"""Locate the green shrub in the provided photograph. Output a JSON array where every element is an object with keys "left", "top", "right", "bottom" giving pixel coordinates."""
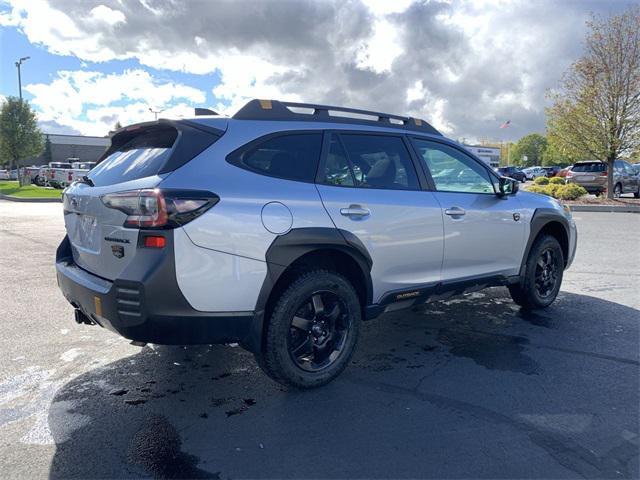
[
  {"left": 546, "top": 184, "right": 561, "bottom": 197},
  {"left": 534, "top": 176, "right": 549, "bottom": 185},
  {"left": 527, "top": 185, "right": 553, "bottom": 196},
  {"left": 549, "top": 177, "right": 565, "bottom": 185},
  {"left": 555, "top": 183, "right": 588, "bottom": 200}
]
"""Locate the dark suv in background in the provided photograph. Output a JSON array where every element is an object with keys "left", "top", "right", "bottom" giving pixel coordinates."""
[{"left": 495, "top": 166, "right": 526, "bottom": 182}]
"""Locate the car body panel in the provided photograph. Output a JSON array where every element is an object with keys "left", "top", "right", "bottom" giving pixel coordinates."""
[
  {"left": 316, "top": 184, "right": 444, "bottom": 303},
  {"left": 436, "top": 192, "right": 526, "bottom": 280}
]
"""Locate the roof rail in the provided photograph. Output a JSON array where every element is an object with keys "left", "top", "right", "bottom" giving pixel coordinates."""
[{"left": 232, "top": 99, "right": 441, "bottom": 136}]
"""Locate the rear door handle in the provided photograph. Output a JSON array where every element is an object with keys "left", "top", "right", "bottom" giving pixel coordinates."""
[
  {"left": 444, "top": 207, "right": 466, "bottom": 216},
  {"left": 340, "top": 205, "right": 370, "bottom": 218}
]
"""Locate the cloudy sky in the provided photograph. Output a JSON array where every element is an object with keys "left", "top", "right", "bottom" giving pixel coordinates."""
[{"left": 0, "top": 0, "right": 633, "bottom": 141}]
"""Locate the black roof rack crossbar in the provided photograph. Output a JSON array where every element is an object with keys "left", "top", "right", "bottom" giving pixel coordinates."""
[{"left": 232, "top": 99, "right": 442, "bottom": 136}]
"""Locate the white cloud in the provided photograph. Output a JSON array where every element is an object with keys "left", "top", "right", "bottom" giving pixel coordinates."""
[
  {"left": 24, "top": 69, "right": 206, "bottom": 136},
  {"left": 88, "top": 5, "right": 126, "bottom": 26}
]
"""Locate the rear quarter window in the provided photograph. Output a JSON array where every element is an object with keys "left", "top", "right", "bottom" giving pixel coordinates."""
[{"left": 227, "top": 132, "right": 323, "bottom": 183}]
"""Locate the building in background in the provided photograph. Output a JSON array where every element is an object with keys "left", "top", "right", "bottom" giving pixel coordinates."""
[
  {"left": 27, "top": 134, "right": 109, "bottom": 166},
  {"left": 463, "top": 144, "right": 501, "bottom": 169}
]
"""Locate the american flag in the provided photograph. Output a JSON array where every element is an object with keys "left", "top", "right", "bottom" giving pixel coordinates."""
[{"left": 499, "top": 120, "right": 511, "bottom": 129}]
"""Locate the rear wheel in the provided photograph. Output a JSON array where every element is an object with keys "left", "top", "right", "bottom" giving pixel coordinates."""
[
  {"left": 257, "top": 270, "right": 360, "bottom": 388},
  {"left": 614, "top": 183, "right": 622, "bottom": 198},
  {"left": 509, "top": 235, "right": 564, "bottom": 309}
]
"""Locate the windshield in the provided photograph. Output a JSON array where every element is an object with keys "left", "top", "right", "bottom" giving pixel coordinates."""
[
  {"left": 573, "top": 162, "right": 606, "bottom": 172},
  {"left": 89, "top": 127, "right": 178, "bottom": 186}
]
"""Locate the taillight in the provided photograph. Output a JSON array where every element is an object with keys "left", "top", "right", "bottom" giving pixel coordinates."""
[
  {"left": 567, "top": 171, "right": 574, "bottom": 178},
  {"left": 600, "top": 171, "right": 607, "bottom": 176},
  {"left": 101, "top": 189, "right": 218, "bottom": 229}
]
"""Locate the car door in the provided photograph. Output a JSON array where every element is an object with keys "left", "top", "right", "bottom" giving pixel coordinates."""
[
  {"left": 316, "top": 132, "right": 444, "bottom": 303},
  {"left": 410, "top": 138, "right": 526, "bottom": 282}
]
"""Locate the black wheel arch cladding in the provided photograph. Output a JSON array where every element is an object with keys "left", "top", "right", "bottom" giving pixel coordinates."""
[
  {"left": 520, "top": 208, "right": 571, "bottom": 277},
  {"left": 243, "top": 227, "right": 373, "bottom": 353}
]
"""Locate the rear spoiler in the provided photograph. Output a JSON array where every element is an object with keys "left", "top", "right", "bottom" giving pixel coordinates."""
[{"left": 99, "top": 119, "right": 225, "bottom": 174}]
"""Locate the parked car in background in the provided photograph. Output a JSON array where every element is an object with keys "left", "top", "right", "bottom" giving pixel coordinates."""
[
  {"left": 0, "top": 169, "right": 9, "bottom": 180},
  {"left": 24, "top": 166, "right": 41, "bottom": 184},
  {"left": 630, "top": 163, "right": 640, "bottom": 175},
  {"left": 542, "top": 166, "right": 562, "bottom": 177},
  {"left": 567, "top": 160, "right": 640, "bottom": 197},
  {"left": 39, "top": 161, "right": 73, "bottom": 188},
  {"left": 522, "top": 166, "right": 546, "bottom": 180},
  {"left": 495, "top": 166, "right": 526, "bottom": 182},
  {"left": 557, "top": 166, "right": 573, "bottom": 178}
]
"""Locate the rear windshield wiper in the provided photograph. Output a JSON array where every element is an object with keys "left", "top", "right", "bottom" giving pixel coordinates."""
[{"left": 79, "top": 175, "right": 94, "bottom": 187}]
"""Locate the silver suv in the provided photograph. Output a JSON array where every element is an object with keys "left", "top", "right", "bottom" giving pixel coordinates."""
[
  {"left": 567, "top": 160, "right": 640, "bottom": 197},
  {"left": 56, "top": 99, "right": 577, "bottom": 388}
]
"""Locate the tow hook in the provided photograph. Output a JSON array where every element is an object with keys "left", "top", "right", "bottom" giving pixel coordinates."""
[{"left": 74, "top": 309, "right": 95, "bottom": 325}]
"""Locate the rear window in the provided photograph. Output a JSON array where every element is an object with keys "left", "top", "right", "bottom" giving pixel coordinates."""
[
  {"left": 89, "top": 127, "right": 178, "bottom": 186},
  {"left": 230, "top": 133, "right": 323, "bottom": 182},
  {"left": 572, "top": 162, "right": 606, "bottom": 172}
]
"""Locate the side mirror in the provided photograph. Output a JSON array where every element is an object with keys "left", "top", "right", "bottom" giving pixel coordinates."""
[{"left": 498, "top": 176, "right": 519, "bottom": 196}]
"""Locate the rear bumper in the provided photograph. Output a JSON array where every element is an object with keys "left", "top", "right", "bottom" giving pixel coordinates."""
[
  {"left": 55, "top": 234, "right": 256, "bottom": 346},
  {"left": 567, "top": 178, "right": 605, "bottom": 193}
]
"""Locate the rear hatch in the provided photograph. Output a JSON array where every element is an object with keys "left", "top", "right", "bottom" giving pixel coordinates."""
[
  {"left": 569, "top": 162, "right": 606, "bottom": 185},
  {"left": 62, "top": 120, "right": 223, "bottom": 281}
]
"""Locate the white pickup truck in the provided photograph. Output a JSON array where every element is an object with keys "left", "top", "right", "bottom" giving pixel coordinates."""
[{"left": 40, "top": 160, "right": 96, "bottom": 188}]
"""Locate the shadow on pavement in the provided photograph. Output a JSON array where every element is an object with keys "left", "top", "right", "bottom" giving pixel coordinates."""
[{"left": 48, "top": 289, "right": 640, "bottom": 479}]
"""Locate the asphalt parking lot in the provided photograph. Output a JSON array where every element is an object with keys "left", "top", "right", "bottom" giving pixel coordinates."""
[{"left": 0, "top": 200, "right": 638, "bottom": 479}]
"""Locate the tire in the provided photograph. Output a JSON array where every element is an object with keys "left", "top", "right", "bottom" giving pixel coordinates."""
[
  {"left": 634, "top": 186, "right": 639, "bottom": 199},
  {"left": 614, "top": 183, "right": 622, "bottom": 198},
  {"left": 508, "top": 234, "right": 564, "bottom": 309},
  {"left": 257, "top": 270, "right": 361, "bottom": 389}
]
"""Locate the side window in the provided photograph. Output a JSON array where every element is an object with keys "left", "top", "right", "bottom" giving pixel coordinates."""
[
  {"left": 328, "top": 134, "right": 419, "bottom": 190},
  {"left": 324, "top": 135, "right": 355, "bottom": 186},
  {"left": 232, "top": 133, "right": 322, "bottom": 182},
  {"left": 411, "top": 138, "right": 495, "bottom": 194}
]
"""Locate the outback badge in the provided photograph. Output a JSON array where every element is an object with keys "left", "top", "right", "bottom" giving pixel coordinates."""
[{"left": 111, "top": 245, "right": 125, "bottom": 258}]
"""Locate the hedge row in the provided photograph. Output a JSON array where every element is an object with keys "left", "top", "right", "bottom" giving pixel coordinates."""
[{"left": 527, "top": 183, "right": 588, "bottom": 200}]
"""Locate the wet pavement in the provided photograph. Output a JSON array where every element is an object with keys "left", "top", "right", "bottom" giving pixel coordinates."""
[{"left": 0, "top": 201, "right": 638, "bottom": 479}]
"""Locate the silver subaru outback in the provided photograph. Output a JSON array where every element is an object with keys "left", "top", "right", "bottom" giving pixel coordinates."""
[{"left": 56, "top": 99, "right": 577, "bottom": 388}]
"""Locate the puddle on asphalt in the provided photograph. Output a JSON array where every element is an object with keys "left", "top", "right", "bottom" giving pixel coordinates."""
[
  {"left": 437, "top": 329, "right": 541, "bottom": 375},
  {"left": 128, "top": 414, "right": 219, "bottom": 479}
]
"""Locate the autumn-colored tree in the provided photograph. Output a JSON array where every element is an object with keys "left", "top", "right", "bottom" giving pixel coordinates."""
[{"left": 546, "top": 7, "right": 640, "bottom": 198}]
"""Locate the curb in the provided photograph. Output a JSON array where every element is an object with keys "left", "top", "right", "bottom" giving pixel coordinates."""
[
  {"left": 0, "top": 193, "right": 62, "bottom": 203},
  {"left": 568, "top": 204, "right": 640, "bottom": 213}
]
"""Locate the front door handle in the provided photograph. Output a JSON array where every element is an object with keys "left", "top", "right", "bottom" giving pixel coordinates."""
[
  {"left": 340, "top": 205, "right": 370, "bottom": 218},
  {"left": 444, "top": 207, "right": 466, "bottom": 217}
]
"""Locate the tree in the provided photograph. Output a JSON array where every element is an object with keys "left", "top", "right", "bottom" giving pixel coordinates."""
[
  {"left": 542, "top": 134, "right": 585, "bottom": 166},
  {"left": 114, "top": 121, "right": 123, "bottom": 130},
  {"left": 511, "top": 133, "right": 547, "bottom": 167},
  {"left": 546, "top": 8, "right": 640, "bottom": 198},
  {"left": 0, "top": 97, "right": 43, "bottom": 182}
]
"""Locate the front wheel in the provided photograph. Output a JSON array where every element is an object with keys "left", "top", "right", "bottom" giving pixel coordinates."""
[
  {"left": 257, "top": 270, "right": 361, "bottom": 389},
  {"left": 509, "top": 235, "right": 564, "bottom": 309}
]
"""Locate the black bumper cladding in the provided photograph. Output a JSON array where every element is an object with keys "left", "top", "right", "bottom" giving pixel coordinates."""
[{"left": 55, "top": 233, "right": 254, "bottom": 346}]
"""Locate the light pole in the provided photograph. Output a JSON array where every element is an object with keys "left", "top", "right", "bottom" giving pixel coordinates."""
[
  {"left": 149, "top": 107, "right": 164, "bottom": 120},
  {"left": 15, "top": 56, "right": 30, "bottom": 100}
]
